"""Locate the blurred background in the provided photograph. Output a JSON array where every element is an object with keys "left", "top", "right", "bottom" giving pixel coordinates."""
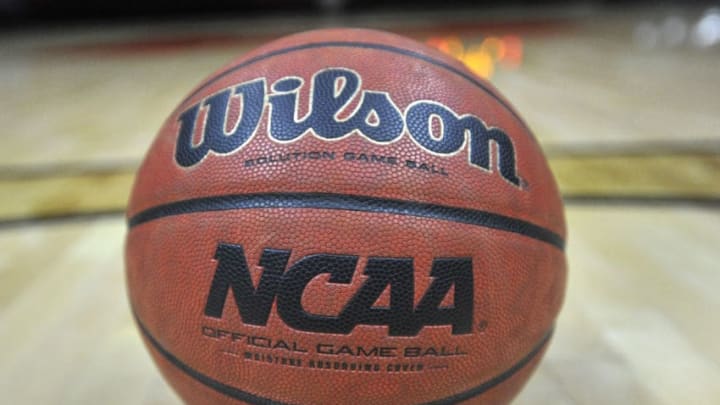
[{"left": 1, "top": 1, "right": 719, "bottom": 404}]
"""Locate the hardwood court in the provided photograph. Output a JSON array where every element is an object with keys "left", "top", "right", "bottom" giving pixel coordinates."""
[{"left": 1, "top": 5, "right": 719, "bottom": 404}]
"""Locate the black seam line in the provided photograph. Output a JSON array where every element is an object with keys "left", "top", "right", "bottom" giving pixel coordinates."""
[
  {"left": 133, "top": 310, "right": 294, "bottom": 405},
  {"left": 127, "top": 192, "right": 565, "bottom": 250},
  {"left": 133, "top": 308, "right": 553, "bottom": 405},
  {"left": 179, "top": 41, "right": 530, "bottom": 133},
  {"left": 421, "top": 327, "right": 553, "bottom": 405},
  {"left": 3, "top": 193, "right": 718, "bottom": 231}
]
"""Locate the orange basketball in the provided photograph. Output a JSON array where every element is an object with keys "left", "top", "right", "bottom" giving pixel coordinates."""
[{"left": 125, "top": 28, "right": 566, "bottom": 405}]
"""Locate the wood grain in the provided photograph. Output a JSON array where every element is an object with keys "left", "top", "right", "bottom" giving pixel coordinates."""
[
  {"left": 2, "top": 207, "right": 718, "bottom": 404},
  {"left": 1, "top": 5, "right": 719, "bottom": 405}
]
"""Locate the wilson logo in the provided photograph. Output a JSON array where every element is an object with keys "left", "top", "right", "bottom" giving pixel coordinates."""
[
  {"left": 175, "top": 68, "right": 520, "bottom": 186},
  {"left": 204, "top": 243, "right": 474, "bottom": 337}
]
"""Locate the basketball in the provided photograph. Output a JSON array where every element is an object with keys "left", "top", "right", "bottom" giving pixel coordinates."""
[{"left": 125, "top": 27, "right": 566, "bottom": 405}]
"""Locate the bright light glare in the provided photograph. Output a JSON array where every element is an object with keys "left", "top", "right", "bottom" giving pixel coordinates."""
[
  {"left": 425, "top": 35, "right": 524, "bottom": 79},
  {"left": 692, "top": 9, "right": 720, "bottom": 47}
]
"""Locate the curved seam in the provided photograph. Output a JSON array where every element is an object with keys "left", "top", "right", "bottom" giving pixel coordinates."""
[
  {"left": 178, "top": 41, "right": 530, "bottom": 133},
  {"left": 133, "top": 309, "right": 553, "bottom": 405},
  {"left": 126, "top": 192, "right": 565, "bottom": 250}
]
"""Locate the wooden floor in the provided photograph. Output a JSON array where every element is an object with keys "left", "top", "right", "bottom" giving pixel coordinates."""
[{"left": 1, "top": 5, "right": 719, "bottom": 404}]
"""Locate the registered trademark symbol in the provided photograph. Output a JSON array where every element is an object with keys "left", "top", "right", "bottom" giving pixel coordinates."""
[{"left": 477, "top": 320, "right": 489, "bottom": 332}]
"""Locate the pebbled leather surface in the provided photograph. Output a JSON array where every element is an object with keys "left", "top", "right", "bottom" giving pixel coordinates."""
[{"left": 125, "top": 28, "right": 567, "bottom": 405}]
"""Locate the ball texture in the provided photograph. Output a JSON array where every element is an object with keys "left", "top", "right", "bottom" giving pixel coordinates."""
[{"left": 126, "top": 28, "right": 566, "bottom": 405}]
